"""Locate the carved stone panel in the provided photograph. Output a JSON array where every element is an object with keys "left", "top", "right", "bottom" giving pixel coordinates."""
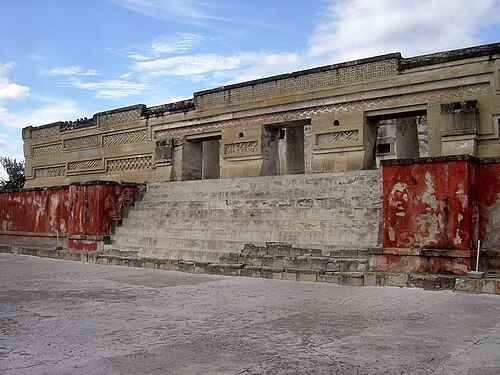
[
  {"left": 102, "top": 129, "right": 149, "bottom": 147},
  {"left": 315, "top": 130, "right": 360, "bottom": 146},
  {"left": 106, "top": 156, "right": 153, "bottom": 172},
  {"left": 31, "top": 125, "right": 60, "bottom": 140},
  {"left": 67, "top": 159, "right": 104, "bottom": 172},
  {"left": 63, "top": 134, "right": 100, "bottom": 150},
  {"left": 223, "top": 140, "right": 261, "bottom": 158},
  {"left": 32, "top": 143, "right": 63, "bottom": 157},
  {"left": 34, "top": 165, "right": 66, "bottom": 178}
]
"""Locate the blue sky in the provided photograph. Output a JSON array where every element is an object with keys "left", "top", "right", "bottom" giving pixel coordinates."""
[{"left": 1, "top": 0, "right": 500, "bottom": 179}]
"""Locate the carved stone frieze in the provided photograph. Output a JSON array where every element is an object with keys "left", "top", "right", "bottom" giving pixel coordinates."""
[
  {"left": 195, "top": 58, "right": 398, "bottom": 109},
  {"left": 223, "top": 140, "right": 260, "bottom": 158},
  {"left": 34, "top": 165, "right": 65, "bottom": 178},
  {"left": 67, "top": 159, "right": 103, "bottom": 171},
  {"left": 102, "top": 129, "right": 149, "bottom": 147},
  {"left": 31, "top": 125, "right": 60, "bottom": 140},
  {"left": 32, "top": 143, "right": 63, "bottom": 157},
  {"left": 99, "top": 107, "right": 143, "bottom": 127},
  {"left": 157, "top": 84, "right": 492, "bottom": 139},
  {"left": 315, "top": 130, "right": 360, "bottom": 146},
  {"left": 107, "top": 156, "right": 153, "bottom": 172},
  {"left": 64, "top": 134, "right": 100, "bottom": 150}
]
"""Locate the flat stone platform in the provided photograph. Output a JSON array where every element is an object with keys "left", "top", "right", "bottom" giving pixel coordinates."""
[{"left": 1, "top": 253, "right": 499, "bottom": 375}]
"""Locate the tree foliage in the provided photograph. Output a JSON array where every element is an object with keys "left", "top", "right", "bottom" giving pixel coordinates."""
[{"left": 0, "top": 157, "right": 26, "bottom": 189}]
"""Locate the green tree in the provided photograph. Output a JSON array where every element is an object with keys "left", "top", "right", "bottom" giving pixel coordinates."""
[{"left": 0, "top": 157, "right": 26, "bottom": 189}]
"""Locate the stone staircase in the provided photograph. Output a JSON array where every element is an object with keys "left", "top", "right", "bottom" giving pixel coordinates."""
[{"left": 102, "top": 170, "right": 382, "bottom": 283}]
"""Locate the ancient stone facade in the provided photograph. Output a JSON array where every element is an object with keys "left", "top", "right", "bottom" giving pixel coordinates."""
[{"left": 22, "top": 43, "right": 500, "bottom": 188}]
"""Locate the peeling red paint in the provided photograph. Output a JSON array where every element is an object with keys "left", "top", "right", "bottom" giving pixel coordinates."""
[
  {"left": 381, "top": 157, "right": 499, "bottom": 274},
  {"left": 382, "top": 159, "right": 494, "bottom": 250},
  {"left": 0, "top": 182, "right": 139, "bottom": 251}
]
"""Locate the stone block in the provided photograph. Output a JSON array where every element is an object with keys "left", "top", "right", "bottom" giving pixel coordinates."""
[
  {"left": 298, "top": 273, "right": 318, "bottom": 282},
  {"left": 317, "top": 274, "right": 339, "bottom": 283},
  {"left": 376, "top": 273, "right": 409, "bottom": 287},
  {"left": 364, "top": 272, "right": 377, "bottom": 286},
  {"left": 282, "top": 272, "right": 298, "bottom": 281},
  {"left": 245, "top": 265, "right": 263, "bottom": 271},
  {"left": 481, "top": 280, "right": 498, "bottom": 294},
  {"left": 338, "top": 272, "right": 364, "bottom": 286},
  {"left": 144, "top": 261, "right": 157, "bottom": 269},
  {"left": 284, "top": 258, "right": 300, "bottom": 268},
  {"left": 262, "top": 256, "right": 275, "bottom": 267},
  {"left": 242, "top": 244, "right": 259, "bottom": 255},
  {"left": 308, "top": 256, "right": 330, "bottom": 270},
  {"left": 326, "top": 262, "right": 340, "bottom": 272},
  {"left": 250, "top": 258, "right": 263, "bottom": 266},
  {"left": 408, "top": 274, "right": 455, "bottom": 290},
  {"left": 272, "top": 272, "right": 283, "bottom": 280},
  {"left": 241, "top": 268, "right": 261, "bottom": 278},
  {"left": 454, "top": 278, "right": 482, "bottom": 293}
]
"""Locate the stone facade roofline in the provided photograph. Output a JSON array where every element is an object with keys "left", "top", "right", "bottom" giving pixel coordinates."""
[
  {"left": 194, "top": 53, "right": 403, "bottom": 97},
  {"left": 195, "top": 42, "right": 500, "bottom": 97},
  {"left": 22, "top": 42, "right": 500, "bottom": 132},
  {"left": 400, "top": 42, "right": 500, "bottom": 70},
  {"left": 95, "top": 104, "right": 146, "bottom": 117}
]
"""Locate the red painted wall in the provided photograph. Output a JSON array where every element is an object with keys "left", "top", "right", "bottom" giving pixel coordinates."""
[
  {"left": 382, "top": 157, "right": 498, "bottom": 251},
  {"left": 0, "top": 182, "right": 139, "bottom": 250},
  {"left": 0, "top": 188, "right": 70, "bottom": 235},
  {"left": 478, "top": 162, "right": 500, "bottom": 251}
]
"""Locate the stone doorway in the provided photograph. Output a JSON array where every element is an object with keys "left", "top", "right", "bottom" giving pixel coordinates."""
[
  {"left": 184, "top": 135, "right": 221, "bottom": 180},
  {"left": 365, "top": 109, "right": 428, "bottom": 169},
  {"left": 262, "top": 123, "right": 306, "bottom": 176}
]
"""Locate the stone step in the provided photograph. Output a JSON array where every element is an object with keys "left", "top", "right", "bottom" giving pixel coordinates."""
[
  {"left": 141, "top": 184, "right": 379, "bottom": 202},
  {"left": 102, "top": 244, "right": 226, "bottom": 263},
  {"left": 126, "top": 206, "right": 381, "bottom": 223},
  {"left": 110, "top": 234, "right": 372, "bottom": 257},
  {"left": 134, "top": 195, "right": 381, "bottom": 211},
  {"left": 112, "top": 225, "right": 378, "bottom": 247},
  {"left": 118, "top": 217, "right": 381, "bottom": 233},
  {"left": 146, "top": 170, "right": 381, "bottom": 194}
]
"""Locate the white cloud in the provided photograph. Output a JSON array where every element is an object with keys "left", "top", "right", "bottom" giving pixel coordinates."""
[
  {"left": 307, "top": 0, "right": 500, "bottom": 63},
  {"left": 110, "top": 0, "right": 229, "bottom": 27},
  {"left": 126, "top": 33, "right": 204, "bottom": 61},
  {"left": 132, "top": 53, "right": 257, "bottom": 77},
  {"left": 40, "top": 66, "right": 101, "bottom": 76},
  {"left": 64, "top": 79, "right": 149, "bottom": 99},
  {"left": 0, "top": 62, "right": 30, "bottom": 104},
  {"left": 0, "top": 97, "right": 82, "bottom": 129},
  {"left": 28, "top": 54, "right": 43, "bottom": 61},
  {"left": 131, "top": 51, "right": 305, "bottom": 82},
  {"left": 151, "top": 33, "right": 204, "bottom": 56}
]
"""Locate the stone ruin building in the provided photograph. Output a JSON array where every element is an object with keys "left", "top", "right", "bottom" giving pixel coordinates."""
[{"left": 1, "top": 42, "right": 499, "bottom": 293}]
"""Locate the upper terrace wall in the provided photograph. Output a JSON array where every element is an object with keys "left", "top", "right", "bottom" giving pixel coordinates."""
[{"left": 22, "top": 43, "right": 500, "bottom": 188}]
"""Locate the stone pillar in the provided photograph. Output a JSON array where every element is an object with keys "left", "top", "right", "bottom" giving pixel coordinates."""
[
  {"left": 440, "top": 100, "right": 479, "bottom": 156},
  {"left": 202, "top": 139, "right": 221, "bottom": 179},
  {"left": 395, "top": 117, "right": 419, "bottom": 159}
]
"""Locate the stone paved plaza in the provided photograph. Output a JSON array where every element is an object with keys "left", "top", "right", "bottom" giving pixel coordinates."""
[{"left": 1, "top": 253, "right": 499, "bottom": 375}]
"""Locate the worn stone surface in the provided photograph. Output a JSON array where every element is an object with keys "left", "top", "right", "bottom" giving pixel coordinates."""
[{"left": 1, "top": 253, "right": 500, "bottom": 375}]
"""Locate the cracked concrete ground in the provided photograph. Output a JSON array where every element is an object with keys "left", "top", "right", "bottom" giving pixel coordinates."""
[{"left": 0, "top": 253, "right": 499, "bottom": 375}]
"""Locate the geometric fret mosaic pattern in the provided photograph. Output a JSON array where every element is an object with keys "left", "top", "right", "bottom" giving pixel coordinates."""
[
  {"left": 33, "top": 165, "right": 66, "bottom": 178},
  {"left": 107, "top": 156, "right": 153, "bottom": 172},
  {"left": 32, "top": 143, "right": 63, "bottom": 157},
  {"left": 67, "top": 159, "right": 103, "bottom": 171},
  {"left": 102, "top": 129, "right": 149, "bottom": 147}
]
